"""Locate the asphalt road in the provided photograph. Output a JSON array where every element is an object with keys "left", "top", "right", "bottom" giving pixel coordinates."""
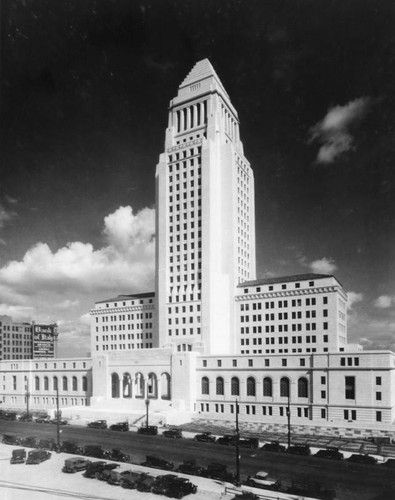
[{"left": 1, "top": 420, "right": 395, "bottom": 500}]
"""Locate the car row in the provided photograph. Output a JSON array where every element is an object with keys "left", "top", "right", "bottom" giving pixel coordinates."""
[
  {"left": 10, "top": 448, "right": 51, "bottom": 465},
  {"left": 77, "top": 458, "right": 197, "bottom": 498}
]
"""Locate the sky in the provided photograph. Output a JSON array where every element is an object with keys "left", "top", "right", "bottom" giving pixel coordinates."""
[{"left": 1, "top": 0, "right": 395, "bottom": 357}]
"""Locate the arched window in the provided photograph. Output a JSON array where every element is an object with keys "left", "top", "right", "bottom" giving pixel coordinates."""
[
  {"left": 201, "top": 376, "right": 209, "bottom": 395},
  {"left": 72, "top": 376, "right": 78, "bottom": 391},
  {"left": 280, "top": 377, "right": 290, "bottom": 397},
  {"left": 82, "top": 376, "right": 87, "bottom": 392},
  {"left": 35, "top": 376, "right": 40, "bottom": 391},
  {"left": 216, "top": 377, "right": 224, "bottom": 395},
  {"left": 111, "top": 373, "right": 120, "bottom": 398},
  {"left": 298, "top": 377, "right": 308, "bottom": 398},
  {"left": 161, "top": 372, "right": 171, "bottom": 400},
  {"left": 148, "top": 373, "right": 158, "bottom": 399},
  {"left": 246, "top": 377, "right": 256, "bottom": 396},
  {"left": 44, "top": 376, "right": 49, "bottom": 391},
  {"left": 263, "top": 377, "right": 272, "bottom": 397},
  {"left": 53, "top": 376, "right": 58, "bottom": 391},
  {"left": 122, "top": 373, "right": 132, "bottom": 398},
  {"left": 135, "top": 372, "right": 144, "bottom": 398},
  {"left": 231, "top": 377, "right": 240, "bottom": 396},
  {"left": 62, "top": 376, "right": 68, "bottom": 391}
]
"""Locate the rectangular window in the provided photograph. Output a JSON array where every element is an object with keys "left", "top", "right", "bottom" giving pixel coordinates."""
[
  {"left": 376, "top": 411, "right": 382, "bottom": 422},
  {"left": 321, "top": 408, "right": 326, "bottom": 419},
  {"left": 376, "top": 392, "right": 382, "bottom": 401},
  {"left": 376, "top": 377, "right": 382, "bottom": 385},
  {"left": 345, "top": 377, "right": 355, "bottom": 399}
]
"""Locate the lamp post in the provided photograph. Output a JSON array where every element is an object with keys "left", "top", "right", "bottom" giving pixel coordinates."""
[
  {"left": 25, "top": 380, "right": 30, "bottom": 419},
  {"left": 234, "top": 399, "right": 241, "bottom": 487},
  {"left": 56, "top": 384, "right": 61, "bottom": 452},
  {"left": 145, "top": 398, "right": 150, "bottom": 428},
  {"left": 286, "top": 390, "right": 291, "bottom": 449}
]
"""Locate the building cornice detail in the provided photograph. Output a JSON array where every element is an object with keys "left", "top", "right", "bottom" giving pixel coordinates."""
[
  {"left": 235, "top": 286, "right": 345, "bottom": 301},
  {"left": 90, "top": 304, "right": 155, "bottom": 316},
  {"left": 167, "top": 137, "right": 203, "bottom": 154}
]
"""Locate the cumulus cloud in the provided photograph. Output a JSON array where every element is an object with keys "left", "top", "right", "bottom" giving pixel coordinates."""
[
  {"left": 309, "top": 97, "right": 370, "bottom": 164},
  {"left": 0, "top": 205, "right": 155, "bottom": 356},
  {"left": 309, "top": 257, "right": 337, "bottom": 274},
  {"left": 374, "top": 295, "right": 395, "bottom": 309},
  {"left": 347, "top": 291, "right": 364, "bottom": 309}
]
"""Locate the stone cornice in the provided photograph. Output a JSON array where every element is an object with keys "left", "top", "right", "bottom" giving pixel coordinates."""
[
  {"left": 90, "top": 304, "right": 155, "bottom": 316},
  {"left": 235, "top": 286, "right": 346, "bottom": 301},
  {"left": 167, "top": 137, "right": 203, "bottom": 154}
]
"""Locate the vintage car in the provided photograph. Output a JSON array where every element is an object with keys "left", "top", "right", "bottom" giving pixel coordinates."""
[
  {"left": 34, "top": 415, "right": 51, "bottom": 424},
  {"left": 2, "top": 433, "right": 20, "bottom": 445},
  {"left": 347, "top": 454, "right": 377, "bottom": 465},
  {"left": 83, "top": 444, "right": 110, "bottom": 459},
  {"left": 216, "top": 434, "right": 237, "bottom": 446},
  {"left": 193, "top": 432, "right": 216, "bottom": 443},
  {"left": 239, "top": 437, "right": 260, "bottom": 449},
  {"left": 137, "top": 425, "right": 158, "bottom": 435},
  {"left": 120, "top": 471, "right": 148, "bottom": 489},
  {"left": 203, "top": 463, "right": 236, "bottom": 482},
  {"left": 245, "top": 471, "right": 281, "bottom": 490},
  {"left": 109, "top": 421, "right": 129, "bottom": 432},
  {"left": 60, "top": 441, "right": 83, "bottom": 454},
  {"left": 26, "top": 449, "right": 51, "bottom": 464},
  {"left": 287, "top": 444, "right": 311, "bottom": 456},
  {"left": 87, "top": 420, "right": 107, "bottom": 429},
  {"left": 315, "top": 448, "right": 344, "bottom": 460},
  {"left": 177, "top": 459, "right": 204, "bottom": 476},
  {"left": 62, "top": 457, "right": 91, "bottom": 473},
  {"left": 106, "top": 448, "right": 130, "bottom": 462},
  {"left": 136, "top": 474, "right": 156, "bottom": 492},
  {"left": 10, "top": 448, "right": 26, "bottom": 464},
  {"left": 20, "top": 436, "right": 39, "bottom": 448},
  {"left": 38, "top": 438, "right": 57, "bottom": 451},
  {"left": 142, "top": 455, "right": 174, "bottom": 470},
  {"left": 83, "top": 461, "right": 118, "bottom": 479},
  {"left": 151, "top": 474, "right": 179, "bottom": 495},
  {"left": 167, "top": 477, "right": 198, "bottom": 498},
  {"left": 261, "top": 440, "right": 286, "bottom": 452},
  {"left": 162, "top": 429, "right": 183, "bottom": 439}
]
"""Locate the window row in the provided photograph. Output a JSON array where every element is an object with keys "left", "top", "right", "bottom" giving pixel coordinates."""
[{"left": 34, "top": 376, "right": 88, "bottom": 392}]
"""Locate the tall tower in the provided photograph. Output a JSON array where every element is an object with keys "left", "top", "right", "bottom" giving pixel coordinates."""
[{"left": 155, "top": 59, "right": 255, "bottom": 355}]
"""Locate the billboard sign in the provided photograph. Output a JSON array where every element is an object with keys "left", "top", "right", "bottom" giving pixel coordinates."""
[{"left": 33, "top": 324, "right": 57, "bottom": 358}]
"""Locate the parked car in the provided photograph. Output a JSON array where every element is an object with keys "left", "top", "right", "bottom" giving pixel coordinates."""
[
  {"left": 142, "top": 455, "right": 174, "bottom": 470},
  {"left": 193, "top": 432, "right": 216, "bottom": 443},
  {"left": 245, "top": 471, "right": 280, "bottom": 491},
  {"left": 10, "top": 448, "right": 26, "bottom": 464},
  {"left": 109, "top": 421, "right": 129, "bottom": 432},
  {"left": 107, "top": 469, "right": 137, "bottom": 486},
  {"left": 167, "top": 477, "right": 198, "bottom": 498},
  {"left": 20, "top": 436, "right": 39, "bottom": 448},
  {"left": 83, "top": 444, "right": 110, "bottom": 459},
  {"left": 177, "top": 459, "right": 204, "bottom": 476},
  {"left": 18, "top": 413, "right": 34, "bottom": 422},
  {"left": 138, "top": 425, "right": 158, "bottom": 435},
  {"left": 87, "top": 420, "right": 107, "bottom": 429},
  {"left": 50, "top": 418, "right": 68, "bottom": 425},
  {"left": 38, "top": 438, "right": 57, "bottom": 451},
  {"left": 136, "top": 473, "right": 156, "bottom": 492},
  {"left": 26, "top": 449, "right": 51, "bottom": 464},
  {"left": 163, "top": 429, "right": 183, "bottom": 439},
  {"left": 287, "top": 444, "right": 311, "bottom": 456},
  {"left": 35, "top": 415, "right": 51, "bottom": 424},
  {"left": 61, "top": 441, "right": 83, "bottom": 454},
  {"left": 203, "top": 463, "right": 236, "bottom": 482},
  {"left": 2, "top": 433, "right": 20, "bottom": 445},
  {"left": 261, "top": 441, "right": 286, "bottom": 453},
  {"left": 2, "top": 412, "right": 17, "bottom": 420},
  {"left": 347, "top": 454, "right": 377, "bottom": 465},
  {"left": 83, "top": 461, "right": 118, "bottom": 479},
  {"left": 239, "top": 437, "right": 260, "bottom": 449},
  {"left": 62, "top": 457, "right": 91, "bottom": 473},
  {"left": 216, "top": 434, "right": 236, "bottom": 446},
  {"left": 106, "top": 448, "right": 130, "bottom": 462},
  {"left": 121, "top": 471, "right": 147, "bottom": 489},
  {"left": 151, "top": 474, "right": 179, "bottom": 495},
  {"left": 315, "top": 448, "right": 344, "bottom": 460}
]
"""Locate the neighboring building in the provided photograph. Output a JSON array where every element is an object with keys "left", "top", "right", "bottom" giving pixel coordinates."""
[
  {"left": 0, "top": 60, "right": 393, "bottom": 436},
  {"left": 0, "top": 316, "right": 58, "bottom": 361}
]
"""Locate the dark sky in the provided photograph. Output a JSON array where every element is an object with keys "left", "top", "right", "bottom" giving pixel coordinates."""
[{"left": 1, "top": 0, "right": 395, "bottom": 356}]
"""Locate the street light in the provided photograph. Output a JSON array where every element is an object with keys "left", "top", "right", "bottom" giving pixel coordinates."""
[
  {"left": 145, "top": 398, "right": 150, "bottom": 428},
  {"left": 56, "top": 384, "right": 61, "bottom": 452},
  {"left": 286, "top": 388, "right": 291, "bottom": 449},
  {"left": 234, "top": 399, "right": 241, "bottom": 487},
  {"left": 25, "top": 380, "right": 30, "bottom": 419}
]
